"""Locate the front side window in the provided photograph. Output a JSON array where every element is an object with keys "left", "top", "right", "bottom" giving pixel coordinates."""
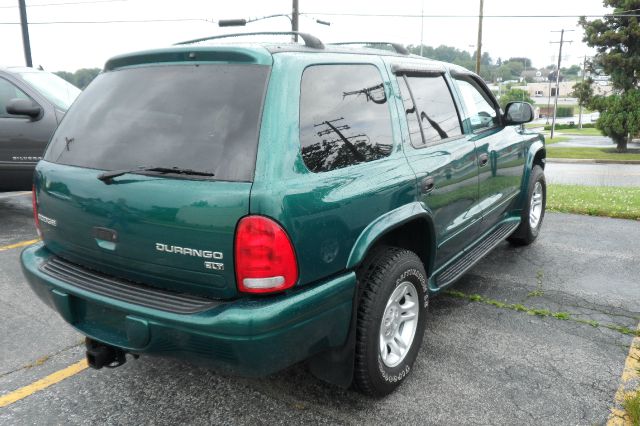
[
  {"left": 0, "top": 78, "right": 30, "bottom": 118},
  {"left": 454, "top": 77, "right": 500, "bottom": 133},
  {"left": 397, "top": 74, "right": 462, "bottom": 147},
  {"left": 299, "top": 64, "right": 393, "bottom": 173}
]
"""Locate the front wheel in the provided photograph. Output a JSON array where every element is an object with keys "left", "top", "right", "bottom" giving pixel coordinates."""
[
  {"left": 508, "top": 165, "right": 546, "bottom": 245},
  {"left": 353, "top": 247, "right": 428, "bottom": 396}
]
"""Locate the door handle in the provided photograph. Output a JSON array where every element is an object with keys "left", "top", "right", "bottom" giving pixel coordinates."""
[
  {"left": 478, "top": 153, "right": 489, "bottom": 167},
  {"left": 421, "top": 176, "right": 435, "bottom": 194}
]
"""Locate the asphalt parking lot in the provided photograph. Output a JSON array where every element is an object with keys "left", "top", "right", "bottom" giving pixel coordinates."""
[{"left": 1, "top": 190, "right": 638, "bottom": 425}]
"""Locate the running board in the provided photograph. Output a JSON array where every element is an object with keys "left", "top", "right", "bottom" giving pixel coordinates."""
[{"left": 434, "top": 221, "right": 519, "bottom": 289}]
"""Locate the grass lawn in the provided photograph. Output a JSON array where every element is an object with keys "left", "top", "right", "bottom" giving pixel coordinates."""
[
  {"left": 547, "top": 184, "right": 640, "bottom": 220},
  {"left": 546, "top": 147, "right": 640, "bottom": 161},
  {"left": 556, "top": 127, "right": 603, "bottom": 136}
]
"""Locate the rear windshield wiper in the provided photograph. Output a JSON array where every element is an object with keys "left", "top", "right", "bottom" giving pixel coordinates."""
[{"left": 97, "top": 166, "right": 215, "bottom": 184}]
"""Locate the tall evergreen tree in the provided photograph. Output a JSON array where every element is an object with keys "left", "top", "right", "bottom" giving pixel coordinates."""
[{"left": 580, "top": 0, "right": 640, "bottom": 151}]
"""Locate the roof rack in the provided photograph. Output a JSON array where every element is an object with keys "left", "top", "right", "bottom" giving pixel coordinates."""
[
  {"left": 328, "top": 42, "right": 410, "bottom": 55},
  {"left": 174, "top": 31, "right": 325, "bottom": 49}
]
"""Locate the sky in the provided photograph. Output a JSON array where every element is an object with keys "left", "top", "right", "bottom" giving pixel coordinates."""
[{"left": 0, "top": 0, "right": 611, "bottom": 72}]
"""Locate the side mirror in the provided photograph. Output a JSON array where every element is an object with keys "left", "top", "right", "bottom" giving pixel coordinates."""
[
  {"left": 504, "top": 102, "right": 534, "bottom": 125},
  {"left": 6, "top": 98, "right": 42, "bottom": 118}
]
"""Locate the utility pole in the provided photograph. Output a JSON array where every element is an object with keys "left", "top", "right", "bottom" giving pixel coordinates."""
[
  {"left": 475, "top": 0, "right": 484, "bottom": 74},
  {"left": 550, "top": 29, "right": 573, "bottom": 139},
  {"left": 18, "top": 0, "right": 33, "bottom": 67},
  {"left": 546, "top": 78, "right": 552, "bottom": 125},
  {"left": 291, "top": 0, "right": 299, "bottom": 42},
  {"left": 420, "top": 0, "right": 424, "bottom": 57},
  {"left": 578, "top": 54, "right": 587, "bottom": 129}
]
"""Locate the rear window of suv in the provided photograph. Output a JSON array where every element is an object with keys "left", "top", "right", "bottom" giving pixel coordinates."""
[{"left": 44, "top": 64, "right": 270, "bottom": 182}]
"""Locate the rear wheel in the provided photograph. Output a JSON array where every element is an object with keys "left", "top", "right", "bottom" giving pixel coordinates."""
[
  {"left": 508, "top": 165, "right": 546, "bottom": 245},
  {"left": 353, "top": 247, "right": 428, "bottom": 396}
]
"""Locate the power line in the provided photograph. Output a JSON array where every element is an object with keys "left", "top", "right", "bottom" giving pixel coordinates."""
[
  {"left": 0, "top": 18, "right": 212, "bottom": 24},
  {"left": 0, "top": 0, "right": 126, "bottom": 8},
  {"left": 300, "top": 11, "right": 640, "bottom": 19}
]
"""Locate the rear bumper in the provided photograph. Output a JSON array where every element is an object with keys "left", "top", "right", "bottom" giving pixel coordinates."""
[{"left": 21, "top": 243, "right": 356, "bottom": 376}]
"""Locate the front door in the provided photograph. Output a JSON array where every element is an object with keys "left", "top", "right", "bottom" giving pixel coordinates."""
[
  {"left": 451, "top": 74, "right": 526, "bottom": 231},
  {"left": 0, "top": 77, "right": 52, "bottom": 190},
  {"left": 394, "top": 68, "right": 482, "bottom": 269}
]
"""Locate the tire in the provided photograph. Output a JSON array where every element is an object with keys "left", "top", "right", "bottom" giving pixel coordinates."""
[
  {"left": 353, "top": 247, "right": 428, "bottom": 396},
  {"left": 508, "top": 165, "right": 546, "bottom": 245}
]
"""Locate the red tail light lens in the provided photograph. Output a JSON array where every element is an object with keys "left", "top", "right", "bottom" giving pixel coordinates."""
[
  {"left": 32, "top": 185, "right": 42, "bottom": 238},
  {"left": 235, "top": 216, "right": 298, "bottom": 294}
]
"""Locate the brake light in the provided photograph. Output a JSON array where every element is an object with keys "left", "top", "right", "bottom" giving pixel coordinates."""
[
  {"left": 32, "top": 185, "right": 42, "bottom": 238},
  {"left": 235, "top": 216, "right": 298, "bottom": 294}
]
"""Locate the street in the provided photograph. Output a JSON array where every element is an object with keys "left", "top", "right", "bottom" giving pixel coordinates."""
[
  {"left": 1, "top": 191, "right": 638, "bottom": 424},
  {"left": 546, "top": 162, "right": 640, "bottom": 186}
]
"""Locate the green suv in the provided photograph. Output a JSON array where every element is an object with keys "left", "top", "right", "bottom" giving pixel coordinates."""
[{"left": 21, "top": 33, "right": 546, "bottom": 396}]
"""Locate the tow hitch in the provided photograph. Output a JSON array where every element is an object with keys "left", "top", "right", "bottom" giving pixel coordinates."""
[{"left": 85, "top": 338, "right": 129, "bottom": 369}]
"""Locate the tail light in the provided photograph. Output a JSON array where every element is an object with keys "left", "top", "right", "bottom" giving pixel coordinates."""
[
  {"left": 234, "top": 215, "right": 298, "bottom": 294},
  {"left": 32, "top": 185, "right": 42, "bottom": 238}
]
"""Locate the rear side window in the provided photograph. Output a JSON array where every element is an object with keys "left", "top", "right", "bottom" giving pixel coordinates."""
[
  {"left": 397, "top": 74, "right": 462, "bottom": 147},
  {"left": 299, "top": 64, "right": 393, "bottom": 173},
  {"left": 45, "top": 64, "right": 269, "bottom": 182}
]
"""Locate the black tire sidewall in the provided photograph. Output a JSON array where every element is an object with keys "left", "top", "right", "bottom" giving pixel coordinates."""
[
  {"left": 510, "top": 165, "right": 546, "bottom": 245},
  {"left": 358, "top": 251, "right": 428, "bottom": 395}
]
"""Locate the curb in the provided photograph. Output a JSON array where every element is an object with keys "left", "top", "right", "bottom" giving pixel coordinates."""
[{"left": 547, "top": 158, "right": 640, "bottom": 165}]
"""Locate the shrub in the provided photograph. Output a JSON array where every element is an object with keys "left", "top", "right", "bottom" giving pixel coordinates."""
[{"left": 556, "top": 106, "right": 574, "bottom": 117}]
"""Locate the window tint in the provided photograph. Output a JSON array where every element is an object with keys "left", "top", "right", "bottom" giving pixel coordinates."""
[
  {"left": 300, "top": 65, "right": 393, "bottom": 173},
  {"left": 397, "top": 74, "right": 462, "bottom": 147},
  {"left": 45, "top": 64, "right": 270, "bottom": 182},
  {"left": 0, "top": 78, "right": 30, "bottom": 117},
  {"left": 454, "top": 77, "right": 499, "bottom": 133}
]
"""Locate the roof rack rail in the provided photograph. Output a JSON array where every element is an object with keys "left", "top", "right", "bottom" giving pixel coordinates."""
[
  {"left": 328, "top": 42, "right": 410, "bottom": 55},
  {"left": 174, "top": 31, "right": 325, "bottom": 49}
]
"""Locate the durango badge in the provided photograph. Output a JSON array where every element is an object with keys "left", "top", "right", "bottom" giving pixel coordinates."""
[{"left": 155, "top": 243, "right": 224, "bottom": 271}]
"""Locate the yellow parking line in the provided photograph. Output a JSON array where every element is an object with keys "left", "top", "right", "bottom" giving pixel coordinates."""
[
  {"left": 0, "top": 239, "right": 40, "bottom": 252},
  {"left": 607, "top": 323, "right": 640, "bottom": 425},
  {"left": 0, "top": 359, "right": 88, "bottom": 408}
]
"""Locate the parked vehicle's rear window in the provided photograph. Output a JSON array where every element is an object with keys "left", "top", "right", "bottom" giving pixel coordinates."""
[
  {"left": 299, "top": 64, "right": 393, "bottom": 173},
  {"left": 45, "top": 64, "right": 269, "bottom": 182}
]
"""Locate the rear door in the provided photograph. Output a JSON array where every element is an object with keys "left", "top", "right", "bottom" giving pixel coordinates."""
[
  {"left": 37, "top": 62, "right": 271, "bottom": 299},
  {"left": 393, "top": 66, "right": 482, "bottom": 269},
  {"left": 0, "top": 76, "right": 55, "bottom": 190},
  {"left": 451, "top": 73, "right": 526, "bottom": 231}
]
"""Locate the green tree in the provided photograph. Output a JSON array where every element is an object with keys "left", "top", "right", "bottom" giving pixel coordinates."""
[
  {"left": 498, "top": 89, "right": 534, "bottom": 109},
  {"left": 580, "top": 1, "right": 640, "bottom": 91},
  {"left": 572, "top": 78, "right": 594, "bottom": 110},
  {"left": 592, "top": 91, "right": 640, "bottom": 150},
  {"left": 74, "top": 68, "right": 101, "bottom": 89},
  {"left": 54, "top": 71, "right": 75, "bottom": 85},
  {"left": 508, "top": 57, "right": 532, "bottom": 68},
  {"left": 53, "top": 68, "right": 101, "bottom": 89},
  {"left": 580, "top": 0, "right": 640, "bottom": 151},
  {"left": 561, "top": 64, "right": 582, "bottom": 80}
]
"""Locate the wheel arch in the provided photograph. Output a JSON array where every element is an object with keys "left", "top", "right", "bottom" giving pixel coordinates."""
[
  {"left": 346, "top": 202, "right": 436, "bottom": 277},
  {"left": 518, "top": 139, "right": 546, "bottom": 206}
]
